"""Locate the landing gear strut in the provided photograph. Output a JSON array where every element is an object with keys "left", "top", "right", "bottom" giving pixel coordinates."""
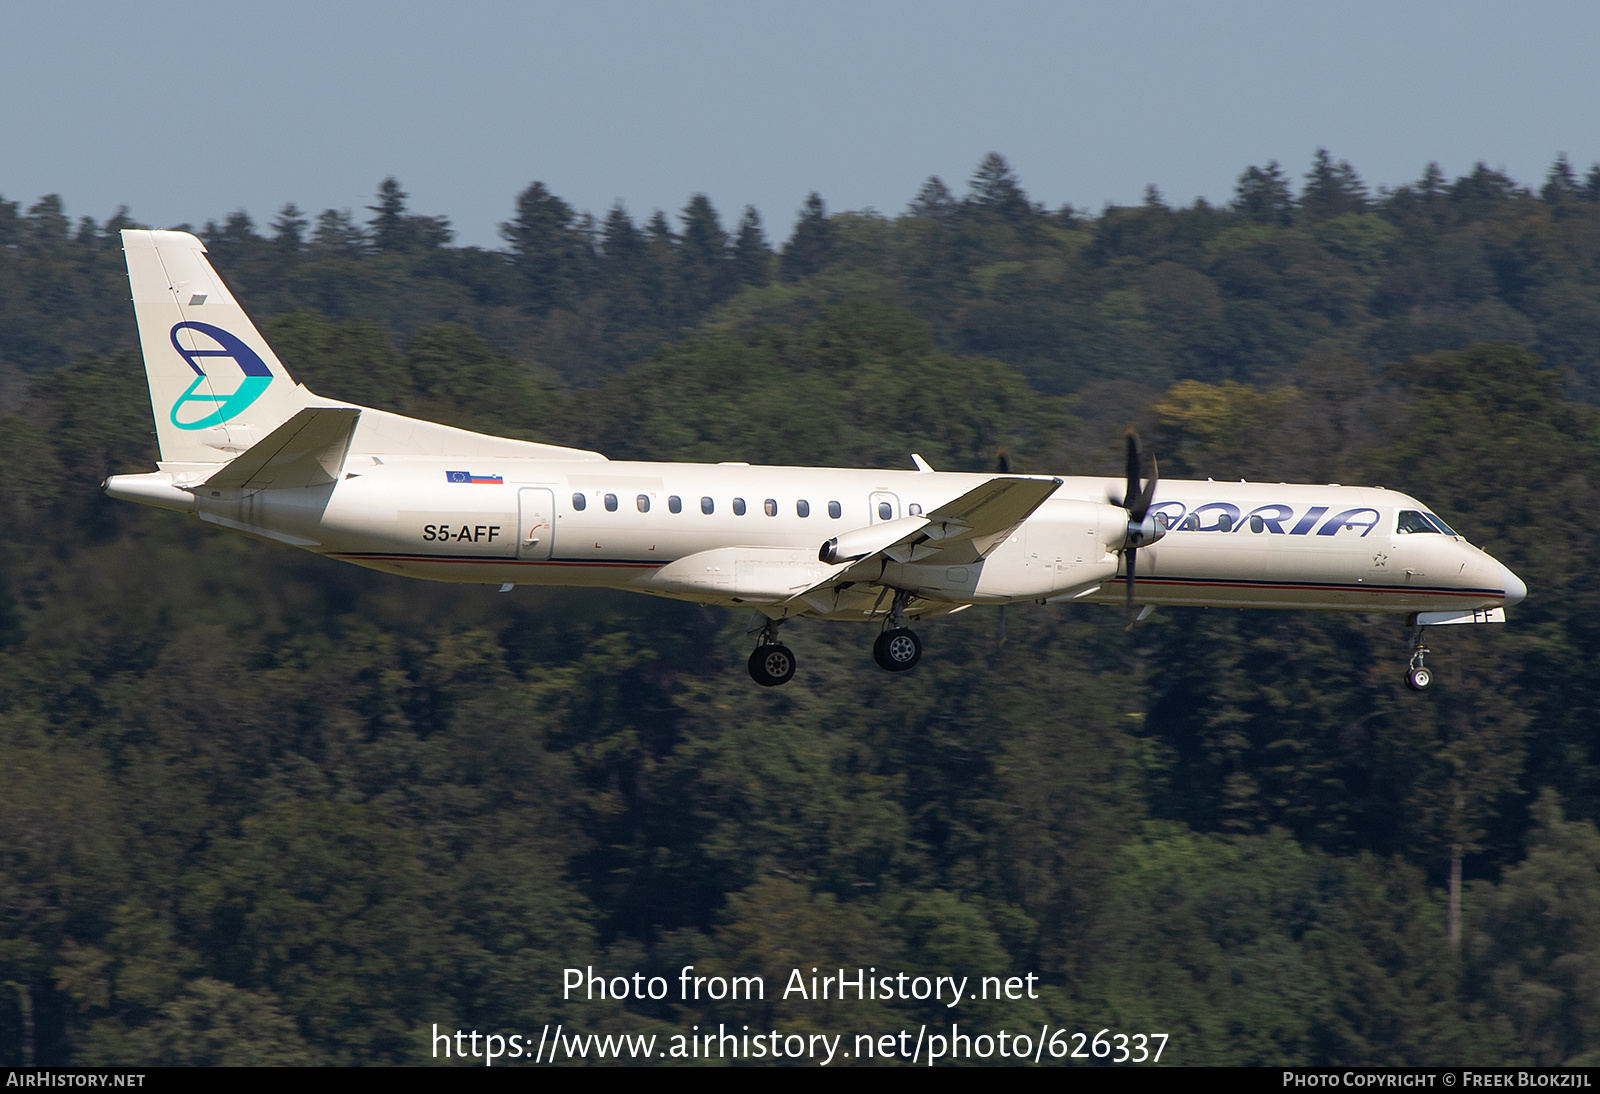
[
  {"left": 748, "top": 618, "right": 796, "bottom": 687},
  {"left": 873, "top": 589, "right": 923, "bottom": 673},
  {"left": 1405, "top": 627, "right": 1432, "bottom": 691}
]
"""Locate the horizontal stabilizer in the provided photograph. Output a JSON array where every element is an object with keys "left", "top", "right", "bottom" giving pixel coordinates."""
[{"left": 202, "top": 406, "right": 360, "bottom": 490}]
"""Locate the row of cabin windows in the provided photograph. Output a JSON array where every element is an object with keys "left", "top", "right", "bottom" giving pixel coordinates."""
[{"left": 572, "top": 493, "right": 846, "bottom": 519}]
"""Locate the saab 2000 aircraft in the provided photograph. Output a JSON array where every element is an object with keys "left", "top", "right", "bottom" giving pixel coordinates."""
[{"left": 105, "top": 230, "right": 1525, "bottom": 690}]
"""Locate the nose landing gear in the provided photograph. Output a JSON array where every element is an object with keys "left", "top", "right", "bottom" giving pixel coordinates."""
[
  {"left": 748, "top": 618, "right": 796, "bottom": 687},
  {"left": 1405, "top": 627, "right": 1432, "bottom": 691}
]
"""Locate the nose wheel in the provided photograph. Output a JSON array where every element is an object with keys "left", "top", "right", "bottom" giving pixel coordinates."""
[
  {"left": 748, "top": 618, "right": 796, "bottom": 687},
  {"left": 1405, "top": 628, "right": 1432, "bottom": 691}
]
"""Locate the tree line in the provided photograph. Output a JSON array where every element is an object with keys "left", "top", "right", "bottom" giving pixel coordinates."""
[{"left": 1, "top": 152, "right": 1598, "bottom": 1064}]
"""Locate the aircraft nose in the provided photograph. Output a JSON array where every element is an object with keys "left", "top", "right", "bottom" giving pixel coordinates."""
[{"left": 1501, "top": 564, "right": 1527, "bottom": 607}]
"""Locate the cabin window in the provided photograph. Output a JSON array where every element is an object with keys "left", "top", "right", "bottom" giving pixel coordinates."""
[
  {"left": 1182, "top": 515, "right": 1199, "bottom": 531},
  {"left": 1249, "top": 515, "right": 1265, "bottom": 533},
  {"left": 909, "top": 503, "right": 923, "bottom": 516},
  {"left": 668, "top": 495, "right": 682, "bottom": 514},
  {"left": 828, "top": 500, "right": 841, "bottom": 519},
  {"left": 878, "top": 501, "right": 892, "bottom": 521},
  {"left": 572, "top": 492, "right": 587, "bottom": 511},
  {"left": 733, "top": 497, "right": 747, "bottom": 516},
  {"left": 604, "top": 493, "right": 618, "bottom": 512},
  {"left": 797, "top": 499, "right": 810, "bottom": 518},
  {"left": 764, "top": 498, "right": 778, "bottom": 517},
  {"left": 701, "top": 496, "right": 715, "bottom": 515},
  {"left": 637, "top": 494, "right": 650, "bottom": 513},
  {"left": 1217, "top": 513, "right": 1233, "bottom": 532}
]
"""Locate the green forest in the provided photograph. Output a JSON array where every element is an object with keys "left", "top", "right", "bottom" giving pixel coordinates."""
[{"left": 2, "top": 151, "right": 1600, "bottom": 1065}]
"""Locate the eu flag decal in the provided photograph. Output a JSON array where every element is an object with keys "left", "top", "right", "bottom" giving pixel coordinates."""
[{"left": 446, "top": 471, "right": 504, "bottom": 485}]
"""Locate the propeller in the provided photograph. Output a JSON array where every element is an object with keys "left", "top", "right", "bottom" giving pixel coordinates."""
[
  {"left": 1120, "top": 428, "right": 1163, "bottom": 629},
  {"left": 996, "top": 447, "right": 1011, "bottom": 645}
]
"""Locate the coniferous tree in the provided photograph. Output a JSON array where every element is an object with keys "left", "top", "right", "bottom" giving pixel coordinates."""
[
  {"left": 644, "top": 209, "right": 679, "bottom": 323},
  {"left": 967, "top": 152, "right": 1033, "bottom": 223},
  {"left": 1419, "top": 162, "right": 1447, "bottom": 199},
  {"left": 25, "top": 195, "right": 69, "bottom": 250},
  {"left": 365, "top": 177, "right": 451, "bottom": 252},
  {"left": 1234, "top": 162, "right": 1295, "bottom": 225},
  {"left": 501, "top": 182, "right": 590, "bottom": 314},
  {"left": 1449, "top": 163, "right": 1519, "bottom": 220},
  {"left": 271, "top": 204, "right": 307, "bottom": 251},
  {"left": 1585, "top": 164, "right": 1600, "bottom": 202},
  {"left": 908, "top": 176, "right": 955, "bottom": 219},
  {"left": 733, "top": 205, "right": 770, "bottom": 287},
  {"left": 205, "top": 210, "right": 258, "bottom": 248},
  {"left": 780, "top": 192, "right": 833, "bottom": 281},
  {"left": 1300, "top": 149, "right": 1368, "bottom": 221},
  {"left": 311, "top": 209, "right": 364, "bottom": 253},
  {"left": 367, "top": 177, "right": 408, "bottom": 252},
  {"left": 1541, "top": 154, "right": 1581, "bottom": 204},
  {"left": 602, "top": 203, "right": 642, "bottom": 263},
  {"left": 0, "top": 195, "right": 19, "bottom": 246},
  {"left": 678, "top": 194, "right": 733, "bottom": 312}
]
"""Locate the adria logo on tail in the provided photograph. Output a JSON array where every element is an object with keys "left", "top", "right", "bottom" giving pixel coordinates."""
[{"left": 169, "top": 322, "right": 273, "bottom": 430}]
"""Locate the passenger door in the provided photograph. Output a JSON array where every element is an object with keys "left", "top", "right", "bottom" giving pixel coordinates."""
[{"left": 518, "top": 488, "right": 555, "bottom": 560}]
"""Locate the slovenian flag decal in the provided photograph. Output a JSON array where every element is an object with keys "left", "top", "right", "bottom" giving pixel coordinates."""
[{"left": 446, "top": 471, "right": 504, "bottom": 484}]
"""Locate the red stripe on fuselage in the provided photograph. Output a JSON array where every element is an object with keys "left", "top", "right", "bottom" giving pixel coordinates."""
[{"left": 326, "top": 553, "right": 661, "bottom": 569}]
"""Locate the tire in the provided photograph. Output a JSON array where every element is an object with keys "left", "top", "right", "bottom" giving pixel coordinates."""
[
  {"left": 1405, "top": 665, "right": 1432, "bottom": 691},
  {"left": 749, "top": 643, "right": 796, "bottom": 687},
  {"left": 873, "top": 628, "right": 922, "bottom": 672}
]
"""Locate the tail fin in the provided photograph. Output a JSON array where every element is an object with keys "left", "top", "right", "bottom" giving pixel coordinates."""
[{"left": 122, "top": 229, "right": 311, "bottom": 463}]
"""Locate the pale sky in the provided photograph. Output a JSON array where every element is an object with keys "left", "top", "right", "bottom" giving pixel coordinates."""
[{"left": 4, "top": 1, "right": 1598, "bottom": 247}]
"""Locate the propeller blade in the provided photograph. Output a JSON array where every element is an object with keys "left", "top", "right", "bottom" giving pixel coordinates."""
[
  {"left": 997, "top": 447, "right": 1012, "bottom": 474},
  {"left": 1124, "top": 545, "right": 1138, "bottom": 629},
  {"left": 1130, "top": 453, "right": 1159, "bottom": 522},
  {"left": 1124, "top": 429, "right": 1140, "bottom": 510}
]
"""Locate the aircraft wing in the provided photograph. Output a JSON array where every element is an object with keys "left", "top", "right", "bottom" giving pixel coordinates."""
[
  {"left": 908, "top": 474, "right": 1065, "bottom": 564},
  {"left": 201, "top": 406, "right": 361, "bottom": 490},
  {"left": 795, "top": 475, "right": 1063, "bottom": 602}
]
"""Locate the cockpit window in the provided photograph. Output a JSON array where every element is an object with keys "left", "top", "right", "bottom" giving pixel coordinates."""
[
  {"left": 1398, "top": 510, "right": 1446, "bottom": 535},
  {"left": 1426, "top": 513, "right": 1458, "bottom": 536}
]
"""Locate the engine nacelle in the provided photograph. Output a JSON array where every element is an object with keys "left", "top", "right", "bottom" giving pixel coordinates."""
[{"left": 819, "top": 515, "right": 930, "bottom": 565}]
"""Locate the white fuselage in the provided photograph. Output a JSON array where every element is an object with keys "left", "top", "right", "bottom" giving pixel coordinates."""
[
  {"left": 113, "top": 456, "right": 1524, "bottom": 622},
  {"left": 102, "top": 226, "right": 1526, "bottom": 690}
]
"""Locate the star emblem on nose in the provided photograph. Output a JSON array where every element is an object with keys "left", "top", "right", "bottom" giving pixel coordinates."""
[{"left": 1372, "top": 552, "right": 1388, "bottom": 567}]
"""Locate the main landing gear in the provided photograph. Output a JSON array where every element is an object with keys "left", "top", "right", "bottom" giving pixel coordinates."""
[
  {"left": 872, "top": 589, "right": 922, "bottom": 673},
  {"left": 745, "top": 590, "right": 927, "bottom": 686},
  {"left": 748, "top": 618, "right": 796, "bottom": 687},
  {"left": 1405, "top": 627, "right": 1432, "bottom": 691}
]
